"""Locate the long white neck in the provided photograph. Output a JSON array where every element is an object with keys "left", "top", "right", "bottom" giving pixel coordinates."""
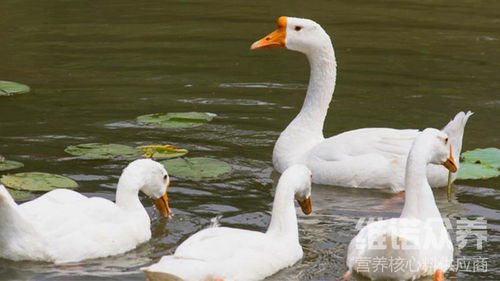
[
  {"left": 266, "top": 179, "right": 299, "bottom": 240},
  {"left": 273, "top": 43, "right": 337, "bottom": 172},
  {"left": 115, "top": 172, "right": 143, "bottom": 212},
  {"left": 400, "top": 142, "right": 442, "bottom": 220},
  {"left": 295, "top": 45, "right": 337, "bottom": 134}
]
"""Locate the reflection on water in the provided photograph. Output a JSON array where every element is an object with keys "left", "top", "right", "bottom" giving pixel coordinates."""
[{"left": 0, "top": 0, "right": 499, "bottom": 280}]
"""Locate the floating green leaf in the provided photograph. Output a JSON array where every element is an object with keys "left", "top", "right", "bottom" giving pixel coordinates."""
[
  {"left": 457, "top": 162, "right": 500, "bottom": 180},
  {"left": 456, "top": 148, "right": 500, "bottom": 180},
  {"left": 137, "top": 144, "right": 188, "bottom": 159},
  {"left": 0, "top": 160, "right": 24, "bottom": 172},
  {"left": 7, "top": 188, "right": 33, "bottom": 200},
  {"left": 1, "top": 172, "right": 78, "bottom": 191},
  {"left": 161, "top": 157, "right": 231, "bottom": 178},
  {"left": 0, "top": 81, "right": 31, "bottom": 96},
  {"left": 461, "top": 148, "right": 500, "bottom": 169},
  {"left": 137, "top": 112, "right": 215, "bottom": 129},
  {"left": 65, "top": 143, "right": 142, "bottom": 159}
]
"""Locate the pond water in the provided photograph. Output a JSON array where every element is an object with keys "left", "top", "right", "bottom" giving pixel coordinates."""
[{"left": 0, "top": 0, "right": 499, "bottom": 280}]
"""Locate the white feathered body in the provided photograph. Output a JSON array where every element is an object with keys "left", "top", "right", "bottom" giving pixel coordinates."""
[
  {"left": 143, "top": 165, "right": 313, "bottom": 281},
  {"left": 345, "top": 128, "right": 457, "bottom": 280},
  {"left": 0, "top": 187, "right": 151, "bottom": 263},
  {"left": 346, "top": 218, "right": 453, "bottom": 280},
  {"left": 267, "top": 18, "right": 472, "bottom": 192},
  {"left": 275, "top": 111, "right": 472, "bottom": 192},
  {"left": 145, "top": 226, "right": 302, "bottom": 281}
]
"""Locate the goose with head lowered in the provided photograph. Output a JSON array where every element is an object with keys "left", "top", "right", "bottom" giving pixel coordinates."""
[
  {"left": 0, "top": 158, "right": 171, "bottom": 264},
  {"left": 344, "top": 128, "right": 457, "bottom": 281},
  {"left": 251, "top": 16, "right": 472, "bottom": 192},
  {"left": 142, "top": 165, "right": 313, "bottom": 281}
]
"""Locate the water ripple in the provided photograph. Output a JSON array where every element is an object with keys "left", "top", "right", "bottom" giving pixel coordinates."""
[{"left": 219, "top": 82, "right": 307, "bottom": 90}]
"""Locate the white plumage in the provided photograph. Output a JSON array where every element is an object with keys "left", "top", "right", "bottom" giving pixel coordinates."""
[
  {"left": 142, "top": 165, "right": 313, "bottom": 281},
  {"left": 0, "top": 159, "right": 171, "bottom": 264},
  {"left": 345, "top": 128, "right": 456, "bottom": 280},
  {"left": 252, "top": 16, "right": 472, "bottom": 191}
]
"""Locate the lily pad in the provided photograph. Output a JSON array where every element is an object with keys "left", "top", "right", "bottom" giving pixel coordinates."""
[
  {"left": 0, "top": 81, "right": 31, "bottom": 96},
  {"left": 137, "top": 144, "right": 188, "bottom": 159},
  {"left": 7, "top": 188, "right": 33, "bottom": 200},
  {"left": 137, "top": 112, "right": 215, "bottom": 129},
  {"left": 1, "top": 172, "right": 78, "bottom": 191},
  {"left": 161, "top": 157, "right": 231, "bottom": 178},
  {"left": 456, "top": 162, "right": 500, "bottom": 180},
  {"left": 65, "top": 143, "right": 142, "bottom": 159},
  {"left": 0, "top": 160, "right": 24, "bottom": 172},
  {"left": 461, "top": 148, "right": 500, "bottom": 169}
]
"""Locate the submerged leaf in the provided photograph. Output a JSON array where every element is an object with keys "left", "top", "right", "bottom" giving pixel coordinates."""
[
  {"left": 7, "top": 188, "right": 33, "bottom": 200},
  {"left": 137, "top": 144, "right": 188, "bottom": 159},
  {"left": 161, "top": 157, "right": 231, "bottom": 178},
  {"left": 457, "top": 162, "right": 500, "bottom": 180},
  {"left": 65, "top": 143, "right": 142, "bottom": 159},
  {"left": 0, "top": 160, "right": 24, "bottom": 172},
  {"left": 1, "top": 172, "right": 78, "bottom": 191},
  {"left": 137, "top": 112, "right": 215, "bottom": 129},
  {"left": 461, "top": 147, "right": 500, "bottom": 169},
  {"left": 0, "top": 81, "right": 31, "bottom": 96}
]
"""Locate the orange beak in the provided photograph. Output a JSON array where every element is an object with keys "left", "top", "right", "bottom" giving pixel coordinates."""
[
  {"left": 443, "top": 144, "right": 458, "bottom": 173},
  {"left": 153, "top": 181, "right": 171, "bottom": 218},
  {"left": 297, "top": 196, "right": 312, "bottom": 215},
  {"left": 250, "top": 16, "right": 287, "bottom": 50}
]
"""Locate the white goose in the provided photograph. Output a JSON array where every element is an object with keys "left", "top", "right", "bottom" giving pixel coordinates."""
[
  {"left": 344, "top": 128, "right": 457, "bottom": 281},
  {"left": 142, "top": 165, "right": 313, "bottom": 281},
  {"left": 0, "top": 159, "right": 171, "bottom": 264},
  {"left": 251, "top": 16, "right": 472, "bottom": 191}
]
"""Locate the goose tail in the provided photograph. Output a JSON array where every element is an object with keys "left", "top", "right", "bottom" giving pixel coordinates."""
[
  {"left": 0, "top": 184, "right": 18, "bottom": 211},
  {"left": 0, "top": 185, "right": 50, "bottom": 261},
  {"left": 0, "top": 184, "right": 25, "bottom": 250},
  {"left": 0, "top": 184, "right": 28, "bottom": 233},
  {"left": 441, "top": 111, "right": 473, "bottom": 164}
]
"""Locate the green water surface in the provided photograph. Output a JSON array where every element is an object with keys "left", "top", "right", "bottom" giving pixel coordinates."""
[{"left": 0, "top": 0, "right": 498, "bottom": 280}]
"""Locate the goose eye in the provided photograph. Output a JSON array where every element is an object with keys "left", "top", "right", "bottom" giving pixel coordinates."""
[
  {"left": 294, "top": 26, "right": 303, "bottom": 31},
  {"left": 445, "top": 138, "right": 448, "bottom": 144},
  {"left": 163, "top": 175, "right": 168, "bottom": 181}
]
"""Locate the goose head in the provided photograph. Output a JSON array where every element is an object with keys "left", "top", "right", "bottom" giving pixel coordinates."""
[
  {"left": 251, "top": 16, "right": 331, "bottom": 55},
  {"left": 419, "top": 128, "right": 458, "bottom": 172},
  {"left": 282, "top": 164, "right": 313, "bottom": 215},
  {"left": 122, "top": 159, "right": 172, "bottom": 217}
]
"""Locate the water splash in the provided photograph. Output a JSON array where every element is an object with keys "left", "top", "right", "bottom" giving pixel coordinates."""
[{"left": 208, "top": 215, "right": 222, "bottom": 228}]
